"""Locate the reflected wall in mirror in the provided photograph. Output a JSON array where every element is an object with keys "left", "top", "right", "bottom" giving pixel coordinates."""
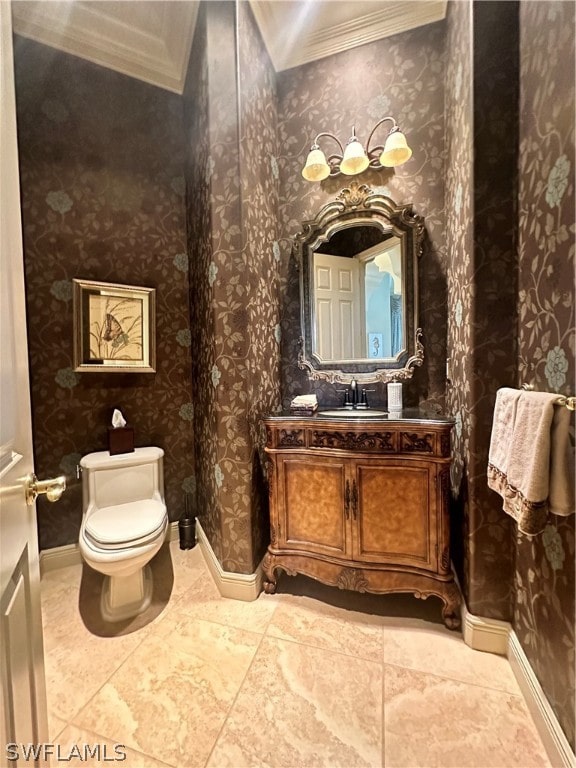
[{"left": 295, "top": 182, "right": 424, "bottom": 384}]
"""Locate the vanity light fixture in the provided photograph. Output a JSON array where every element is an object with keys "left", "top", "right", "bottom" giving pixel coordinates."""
[{"left": 301, "top": 117, "right": 412, "bottom": 182}]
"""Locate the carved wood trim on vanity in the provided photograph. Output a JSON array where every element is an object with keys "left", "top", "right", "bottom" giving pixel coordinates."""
[
  {"left": 400, "top": 431, "right": 434, "bottom": 453},
  {"left": 263, "top": 413, "right": 461, "bottom": 629},
  {"left": 311, "top": 430, "right": 395, "bottom": 451}
]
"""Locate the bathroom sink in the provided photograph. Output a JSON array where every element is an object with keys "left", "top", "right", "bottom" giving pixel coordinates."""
[{"left": 317, "top": 409, "right": 388, "bottom": 418}]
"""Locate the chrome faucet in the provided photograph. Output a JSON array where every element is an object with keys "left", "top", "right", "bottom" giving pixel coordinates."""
[
  {"left": 342, "top": 378, "right": 361, "bottom": 408},
  {"left": 350, "top": 378, "right": 357, "bottom": 404},
  {"left": 340, "top": 378, "right": 374, "bottom": 409}
]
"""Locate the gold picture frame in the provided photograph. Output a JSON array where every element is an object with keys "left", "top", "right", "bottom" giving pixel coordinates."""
[{"left": 73, "top": 279, "right": 156, "bottom": 373}]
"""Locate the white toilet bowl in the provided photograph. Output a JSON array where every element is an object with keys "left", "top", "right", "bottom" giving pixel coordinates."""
[{"left": 79, "top": 447, "right": 168, "bottom": 622}]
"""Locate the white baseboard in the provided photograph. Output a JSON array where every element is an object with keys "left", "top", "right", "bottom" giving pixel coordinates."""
[
  {"left": 462, "top": 604, "right": 575, "bottom": 768},
  {"left": 461, "top": 602, "right": 511, "bottom": 655},
  {"left": 508, "top": 631, "right": 575, "bottom": 768},
  {"left": 195, "top": 520, "right": 263, "bottom": 602},
  {"left": 40, "top": 543, "right": 82, "bottom": 575},
  {"left": 167, "top": 520, "right": 180, "bottom": 542}
]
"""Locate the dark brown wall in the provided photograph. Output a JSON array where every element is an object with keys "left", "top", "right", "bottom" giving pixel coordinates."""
[
  {"left": 470, "top": 0, "right": 519, "bottom": 619},
  {"left": 515, "top": 0, "right": 575, "bottom": 748},
  {"left": 183, "top": 1, "right": 281, "bottom": 573},
  {"left": 14, "top": 39, "right": 193, "bottom": 549},
  {"left": 445, "top": 0, "right": 574, "bottom": 748},
  {"left": 276, "top": 22, "right": 448, "bottom": 412},
  {"left": 445, "top": 0, "right": 518, "bottom": 618},
  {"left": 445, "top": 0, "right": 475, "bottom": 610}
]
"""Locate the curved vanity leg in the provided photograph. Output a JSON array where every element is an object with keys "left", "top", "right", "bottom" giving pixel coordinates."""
[
  {"left": 262, "top": 552, "right": 278, "bottom": 594},
  {"left": 440, "top": 582, "right": 462, "bottom": 630}
]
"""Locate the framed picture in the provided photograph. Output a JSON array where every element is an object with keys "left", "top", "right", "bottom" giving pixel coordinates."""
[{"left": 73, "top": 279, "right": 156, "bottom": 373}]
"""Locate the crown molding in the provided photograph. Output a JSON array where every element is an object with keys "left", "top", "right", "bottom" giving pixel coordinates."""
[
  {"left": 11, "top": 1, "right": 446, "bottom": 91},
  {"left": 249, "top": 0, "right": 447, "bottom": 72},
  {"left": 11, "top": 1, "right": 199, "bottom": 94}
]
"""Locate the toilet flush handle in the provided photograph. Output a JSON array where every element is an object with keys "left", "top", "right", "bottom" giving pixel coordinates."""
[{"left": 24, "top": 473, "right": 66, "bottom": 505}]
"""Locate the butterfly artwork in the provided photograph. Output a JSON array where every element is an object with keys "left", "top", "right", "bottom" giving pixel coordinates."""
[
  {"left": 102, "top": 313, "right": 122, "bottom": 341},
  {"left": 88, "top": 294, "right": 143, "bottom": 361},
  {"left": 102, "top": 313, "right": 130, "bottom": 348},
  {"left": 74, "top": 279, "right": 155, "bottom": 372}
]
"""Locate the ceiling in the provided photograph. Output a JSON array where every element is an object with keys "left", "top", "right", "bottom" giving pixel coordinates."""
[{"left": 11, "top": 1, "right": 447, "bottom": 94}]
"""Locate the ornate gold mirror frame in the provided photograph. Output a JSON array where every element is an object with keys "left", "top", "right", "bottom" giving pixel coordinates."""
[{"left": 295, "top": 182, "right": 425, "bottom": 384}]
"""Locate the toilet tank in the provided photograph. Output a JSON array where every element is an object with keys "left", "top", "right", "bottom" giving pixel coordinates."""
[{"left": 80, "top": 447, "right": 164, "bottom": 511}]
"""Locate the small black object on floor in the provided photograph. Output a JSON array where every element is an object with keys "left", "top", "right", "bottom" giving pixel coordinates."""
[
  {"left": 178, "top": 515, "right": 196, "bottom": 550},
  {"left": 179, "top": 492, "right": 196, "bottom": 550}
]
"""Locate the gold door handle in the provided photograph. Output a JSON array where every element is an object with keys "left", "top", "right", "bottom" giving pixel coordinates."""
[{"left": 25, "top": 473, "right": 66, "bottom": 505}]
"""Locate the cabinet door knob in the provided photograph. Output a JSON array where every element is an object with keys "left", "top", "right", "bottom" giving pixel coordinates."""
[{"left": 344, "top": 480, "right": 351, "bottom": 519}]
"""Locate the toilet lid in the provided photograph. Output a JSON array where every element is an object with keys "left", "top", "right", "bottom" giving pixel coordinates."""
[{"left": 85, "top": 499, "right": 167, "bottom": 546}]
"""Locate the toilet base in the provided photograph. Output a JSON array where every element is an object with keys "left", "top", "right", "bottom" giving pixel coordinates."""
[{"left": 100, "top": 564, "right": 153, "bottom": 623}]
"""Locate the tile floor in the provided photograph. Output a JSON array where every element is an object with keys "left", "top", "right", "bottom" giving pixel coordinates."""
[{"left": 40, "top": 539, "right": 552, "bottom": 768}]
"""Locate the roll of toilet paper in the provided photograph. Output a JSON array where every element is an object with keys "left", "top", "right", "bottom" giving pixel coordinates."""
[{"left": 387, "top": 382, "right": 403, "bottom": 410}]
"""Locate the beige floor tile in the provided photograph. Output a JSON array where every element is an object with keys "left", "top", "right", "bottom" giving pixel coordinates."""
[
  {"left": 56, "top": 724, "right": 175, "bottom": 767},
  {"left": 74, "top": 616, "right": 262, "bottom": 768},
  {"left": 382, "top": 620, "right": 519, "bottom": 692},
  {"left": 41, "top": 561, "right": 83, "bottom": 586},
  {"left": 267, "top": 594, "right": 384, "bottom": 661},
  {"left": 165, "top": 540, "right": 208, "bottom": 600},
  {"left": 207, "top": 635, "right": 382, "bottom": 768},
  {"left": 48, "top": 713, "right": 67, "bottom": 742},
  {"left": 383, "top": 664, "right": 551, "bottom": 768},
  {"left": 44, "top": 625, "right": 146, "bottom": 723},
  {"left": 41, "top": 573, "right": 150, "bottom": 727},
  {"left": 167, "top": 569, "right": 278, "bottom": 636},
  {"left": 42, "top": 580, "right": 148, "bottom": 721},
  {"left": 41, "top": 580, "right": 83, "bottom": 651}
]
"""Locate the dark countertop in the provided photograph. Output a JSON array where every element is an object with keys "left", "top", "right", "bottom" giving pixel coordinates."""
[{"left": 266, "top": 408, "right": 455, "bottom": 425}]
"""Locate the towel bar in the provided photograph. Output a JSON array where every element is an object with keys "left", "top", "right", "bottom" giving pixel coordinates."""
[{"left": 521, "top": 384, "right": 575, "bottom": 411}]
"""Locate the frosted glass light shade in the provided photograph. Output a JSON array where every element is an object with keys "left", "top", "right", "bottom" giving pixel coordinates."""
[
  {"left": 379, "top": 131, "right": 412, "bottom": 167},
  {"left": 340, "top": 138, "right": 369, "bottom": 175},
  {"left": 302, "top": 147, "right": 330, "bottom": 181}
]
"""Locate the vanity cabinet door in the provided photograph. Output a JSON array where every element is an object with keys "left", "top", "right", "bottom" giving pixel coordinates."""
[
  {"left": 351, "top": 458, "right": 438, "bottom": 571},
  {"left": 276, "top": 455, "right": 350, "bottom": 559}
]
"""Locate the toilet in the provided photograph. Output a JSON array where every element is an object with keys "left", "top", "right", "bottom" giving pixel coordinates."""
[{"left": 79, "top": 446, "right": 168, "bottom": 622}]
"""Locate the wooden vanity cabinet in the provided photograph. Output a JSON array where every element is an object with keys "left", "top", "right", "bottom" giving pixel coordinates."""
[{"left": 263, "top": 415, "right": 461, "bottom": 629}]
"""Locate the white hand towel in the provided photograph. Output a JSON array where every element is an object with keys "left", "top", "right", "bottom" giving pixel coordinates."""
[
  {"left": 487, "top": 387, "right": 522, "bottom": 495},
  {"left": 488, "top": 388, "right": 575, "bottom": 535},
  {"left": 549, "top": 404, "right": 575, "bottom": 517},
  {"left": 505, "top": 391, "right": 558, "bottom": 534}
]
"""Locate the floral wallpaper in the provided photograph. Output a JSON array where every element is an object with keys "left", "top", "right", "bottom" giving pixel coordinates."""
[
  {"left": 446, "top": 0, "right": 574, "bottom": 747},
  {"left": 276, "top": 22, "right": 447, "bottom": 413},
  {"left": 467, "top": 2, "right": 519, "bottom": 620},
  {"left": 14, "top": 38, "right": 193, "bottom": 550},
  {"left": 183, "top": 2, "right": 280, "bottom": 574},
  {"left": 514, "top": 0, "right": 575, "bottom": 748},
  {"left": 445, "top": 0, "right": 520, "bottom": 618},
  {"left": 444, "top": 0, "right": 475, "bottom": 603}
]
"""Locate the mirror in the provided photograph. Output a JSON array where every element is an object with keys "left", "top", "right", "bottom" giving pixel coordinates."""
[{"left": 295, "top": 182, "right": 424, "bottom": 384}]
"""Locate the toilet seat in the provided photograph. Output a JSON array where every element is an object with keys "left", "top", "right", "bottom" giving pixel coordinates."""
[{"left": 84, "top": 499, "right": 167, "bottom": 551}]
